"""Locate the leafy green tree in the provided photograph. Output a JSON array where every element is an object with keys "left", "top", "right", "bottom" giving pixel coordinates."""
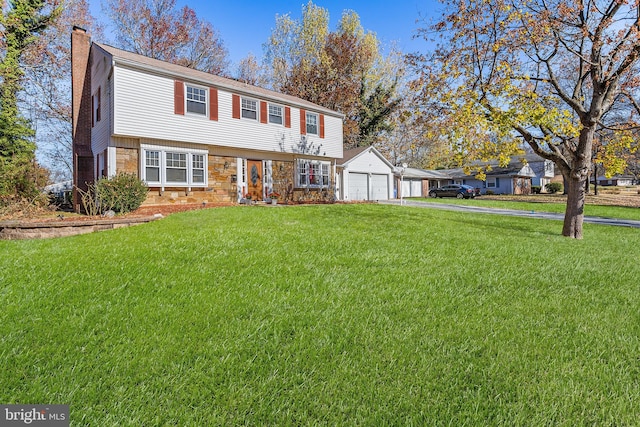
[
  {"left": 411, "top": 0, "right": 640, "bottom": 238},
  {"left": 0, "top": 0, "right": 61, "bottom": 199}
]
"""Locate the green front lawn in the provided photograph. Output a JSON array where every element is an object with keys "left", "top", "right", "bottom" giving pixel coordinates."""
[
  {"left": 413, "top": 196, "right": 640, "bottom": 220},
  {"left": 1, "top": 204, "right": 639, "bottom": 425}
]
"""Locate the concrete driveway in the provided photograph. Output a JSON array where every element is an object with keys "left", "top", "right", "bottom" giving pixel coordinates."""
[{"left": 380, "top": 200, "right": 640, "bottom": 229}]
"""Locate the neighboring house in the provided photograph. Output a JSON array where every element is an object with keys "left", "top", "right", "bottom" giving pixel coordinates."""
[
  {"left": 524, "top": 153, "right": 555, "bottom": 190},
  {"left": 440, "top": 163, "right": 535, "bottom": 195},
  {"left": 336, "top": 146, "right": 395, "bottom": 201},
  {"left": 71, "top": 27, "right": 343, "bottom": 210},
  {"left": 395, "top": 168, "right": 448, "bottom": 198},
  {"left": 592, "top": 175, "right": 636, "bottom": 186},
  {"left": 401, "top": 156, "right": 539, "bottom": 195},
  {"left": 44, "top": 180, "right": 73, "bottom": 206}
]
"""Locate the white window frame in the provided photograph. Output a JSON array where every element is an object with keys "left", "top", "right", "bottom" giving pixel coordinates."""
[
  {"left": 306, "top": 112, "right": 318, "bottom": 135},
  {"left": 186, "top": 84, "right": 207, "bottom": 116},
  {"left": 192, "top": 154, "right": 205, "bottom": 184},
  {"left": 268, "top": 103, "right": 283, "bottom": 125},
  {"left": 296, "top": 159, "right": 330, "bottom": 188},
  {"left": 241, "top": 97, "right": 258, "bottom": 121},
  {"left": 165, "top": 152, "right": 188, "bottom": 184},
  {"left": 487, "top": 177, "right": 497, "bottom": 188},
  {"left": 140, "top": 144, "right": 208, "bottom": 188},
  {"left": 145, "top": 150, "right": 161, "bottom": 183}
]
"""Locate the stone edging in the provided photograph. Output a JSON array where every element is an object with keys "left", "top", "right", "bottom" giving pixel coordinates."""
[{"left": 0, "top": 214, "right": 163, "bottom": 240}]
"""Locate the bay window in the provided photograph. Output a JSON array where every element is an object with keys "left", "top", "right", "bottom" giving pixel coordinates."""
[
  {"left": 296, "top": 159, "right": 330, "bottom": 188},
  {"left": 141, "top": 145, "right": 208, "bottom": 187}
]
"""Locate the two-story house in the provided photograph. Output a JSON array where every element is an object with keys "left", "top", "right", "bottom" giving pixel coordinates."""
[{"left": 71, "top": 27, "right": 344, "bottom": 211}]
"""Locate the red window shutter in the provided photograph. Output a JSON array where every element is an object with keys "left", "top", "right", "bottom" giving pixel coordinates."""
[
  {"left": 260, "top": 101, "right": 267, "bottom": 124},
  {"left": 300, "top": 109, "right": 306, "bottom": 135},
  {"left": 174, "top": 80, "right": 184, "bottom": 115},
  {"left": 232, "top": 94, "right": 240, "bottom": 119},
  {"left": 209, "top": 88, "right": 218, "bottom": 121},
  {"left": 285, "top": 107, "right": 291, "bottom": 128},
  {"left": 319, "top": 114, "right": 325, "bottom": 138}
]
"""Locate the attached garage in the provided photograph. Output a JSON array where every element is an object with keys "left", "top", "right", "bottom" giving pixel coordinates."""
[
  {"left": 370, "top": 174, "right": 389, "bottom": 200},
  {"left": 348, "top": 173, "right": 369, "bottom": 200},
  {"left": 337, "top": 147, "right": 395, "bottom": 201}
]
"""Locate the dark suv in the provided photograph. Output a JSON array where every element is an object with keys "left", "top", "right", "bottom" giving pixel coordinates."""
[{"left": 429, "top": 184, "right": 477, "bottom": 199}]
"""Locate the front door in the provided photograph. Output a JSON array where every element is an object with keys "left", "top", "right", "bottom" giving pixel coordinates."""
[{"left": 246, "top": 160, "right": 263, "bottom": 200}]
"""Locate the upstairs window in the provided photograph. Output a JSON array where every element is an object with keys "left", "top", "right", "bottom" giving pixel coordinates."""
[
  {"left": 268, "top": 104, "right": 283, "bottom": 125},
  {"left": 186, "top": 85, "right": 207, "bottom": 115},
  {"left": 306, "top": 112, "right": 318, "bottom": 135},
  {"left": 242, "top": 98, "right": 258, "bottom": 120}
]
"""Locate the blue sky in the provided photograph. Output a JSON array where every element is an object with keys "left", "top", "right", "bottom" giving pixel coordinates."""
[{"left": 92, "top": 1, "right": 440, "bottom": 68}]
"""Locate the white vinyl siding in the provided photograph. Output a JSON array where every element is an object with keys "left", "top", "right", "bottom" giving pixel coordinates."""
[{"left": 112, "top": 66, "right": 343, "bottom": 158}]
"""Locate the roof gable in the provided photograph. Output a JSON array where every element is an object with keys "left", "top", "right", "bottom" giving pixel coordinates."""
[{"left": 338, "top": 146, "right": 394, "bottom": 169}]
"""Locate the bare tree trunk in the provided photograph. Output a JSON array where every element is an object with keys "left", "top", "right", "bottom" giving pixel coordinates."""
[
  {"left": 562, "top": 125, "right": 595, "bottom": 239},
  {"left": 563, "top": 175, "right": 586, "bottom": 238}
]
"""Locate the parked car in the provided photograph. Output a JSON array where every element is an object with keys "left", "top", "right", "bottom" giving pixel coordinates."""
[{"left": 429, "top": 184, "right": 477, "bottom": 199}]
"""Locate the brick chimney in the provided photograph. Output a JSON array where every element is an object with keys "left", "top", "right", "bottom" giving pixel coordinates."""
[{"left": 71, "top": 26, "right": 94, "bottom": 213}]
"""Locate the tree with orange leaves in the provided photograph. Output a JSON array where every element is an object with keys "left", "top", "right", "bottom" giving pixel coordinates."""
[{"left": 104, "top": 0, "right": 228, "bottom": 75}]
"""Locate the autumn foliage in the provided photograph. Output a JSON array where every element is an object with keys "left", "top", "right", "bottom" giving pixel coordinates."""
[
  {"left": 411, "top": 0, "right": 640, "bottom": 238},
  {"left": 104, "top": 0, "right": 228, "bottom": 75}
]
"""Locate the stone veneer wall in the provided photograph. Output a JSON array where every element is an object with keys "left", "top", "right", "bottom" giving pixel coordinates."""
[
  {"left": 142, "top": 154, "right": 238, "bottom": 205},
  {"left": 116, "top": 147, "right": 139, "bottom": 175},
  {"left": 271, "top": 160, "right": 335, "bottom": 203}
]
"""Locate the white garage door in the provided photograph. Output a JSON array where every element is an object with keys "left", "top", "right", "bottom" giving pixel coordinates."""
[
  {"left": 402, "top": 180, "right": 411, "bottom": 198},
  {"left": 371, "top": 174, "right": 389, "bottom": 200},
  {"left": 411, "top": 180, "right": 422, "bottom": 197},
  {"left": 402, "top": 179, "right": 422, "bottom": 197},
  {"left": 349, "top": 173, "right": 368, "bottom": 200}
]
